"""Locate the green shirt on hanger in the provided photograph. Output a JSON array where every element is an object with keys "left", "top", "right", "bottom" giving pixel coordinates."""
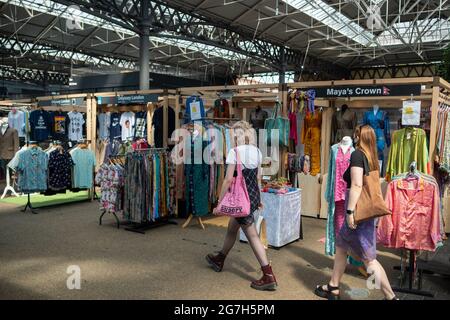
[{"left": 386, "top": 127, "right": 429, "bottom": 180}]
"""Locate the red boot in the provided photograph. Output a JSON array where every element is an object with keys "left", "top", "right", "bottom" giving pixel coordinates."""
[
  {"left": 206, "top": 252, "right": 226, "bottom": 272},
  {"left": 251, "top": 264, "right": 278, "bottom": 291}
]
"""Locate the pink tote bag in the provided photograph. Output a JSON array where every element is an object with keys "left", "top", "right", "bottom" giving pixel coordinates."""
[{"left": 217, "top": 148, "right": 251, "bottom": 218}]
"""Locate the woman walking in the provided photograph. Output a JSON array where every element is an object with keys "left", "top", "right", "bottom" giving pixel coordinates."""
[
  {"left": 315, "top": 125, "right": 398, "bottom": 300},
  {"left": 206, "top": 121, "right": 277, "bottom": 291}
]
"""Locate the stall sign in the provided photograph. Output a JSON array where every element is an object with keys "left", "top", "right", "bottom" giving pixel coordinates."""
[
  {"left": 38, "top": 97, "right": 85, "bottom": 107},
  {"left": 314, "top": 85, "right": 421, "bottom": 98},
  {"left": 97, "top": 94, "right": 159, "bottom": 105}
]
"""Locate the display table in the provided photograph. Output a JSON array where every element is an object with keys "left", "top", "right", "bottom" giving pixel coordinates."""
[{"left": 240, "top": 188, "right": 302, "bottom": 248}]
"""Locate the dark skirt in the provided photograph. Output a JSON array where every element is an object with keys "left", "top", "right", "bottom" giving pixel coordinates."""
[{"left": 236, "top": 167, "right": 260, "bottom": 226}]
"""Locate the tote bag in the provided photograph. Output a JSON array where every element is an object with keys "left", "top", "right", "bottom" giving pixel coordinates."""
[
  {"left": 264, "top": 102, "right": 290, "bottom": 147},
  {"left": 354, "top": 154, "right": 392, "bottom": 224},
  {"left": 217, "top": 148, "right": 251, "bottom": 218}
]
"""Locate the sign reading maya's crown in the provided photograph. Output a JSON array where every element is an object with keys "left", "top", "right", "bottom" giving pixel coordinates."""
[{"left": 314, "top": 84, "right": 421, "bottom": 98}]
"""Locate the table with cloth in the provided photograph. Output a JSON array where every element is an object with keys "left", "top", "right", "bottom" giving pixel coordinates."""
[{"left": 240, "top": 188, "right": 302, "bottom": 248}]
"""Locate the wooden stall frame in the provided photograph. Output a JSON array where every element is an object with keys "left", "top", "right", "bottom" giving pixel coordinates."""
[{"left": 288, "top": 76, "right": 445, "bottom": 218}]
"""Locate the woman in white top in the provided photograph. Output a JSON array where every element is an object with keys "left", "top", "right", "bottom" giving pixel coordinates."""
[{"left": 206, "top": 121, "right": 277, "bottom": 291}]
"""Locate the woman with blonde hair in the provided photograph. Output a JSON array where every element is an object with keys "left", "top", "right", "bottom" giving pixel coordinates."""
[
  {"left": 206, "top": 121, "right": 277, "bottom": 291},
  {"left": 315, "top": 125, "right": 398, "bottom": 300}
]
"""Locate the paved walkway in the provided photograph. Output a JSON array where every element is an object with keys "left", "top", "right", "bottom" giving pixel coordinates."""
[{"left": 0, "top": 200, "right": 448, "bottom": 300}]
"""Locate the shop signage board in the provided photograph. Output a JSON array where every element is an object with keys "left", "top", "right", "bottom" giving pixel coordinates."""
[
  {"left": 97, "top": 94, "right": 159, "bottom": 105},
  {"left": 38, "top": 97, "right": 86, "bottom": 107},
  {"left": 314, "top": 84, "right": 422, "bottom": 98}
]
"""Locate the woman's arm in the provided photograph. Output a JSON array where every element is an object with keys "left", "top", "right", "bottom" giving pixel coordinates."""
[
  {"left": 346, "top": 166, "right": 364, "bottom": 229},
  {"left": 216, "top": 163, "right": 236, "bottom": 205}
]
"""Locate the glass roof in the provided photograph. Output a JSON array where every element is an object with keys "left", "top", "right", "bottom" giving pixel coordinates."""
[
  {"left": 1, "top": 0, "right": 247, "bottom": 61},
  {"left": 284, "top": 0, "right": 374, "bottom": 46},
  {"left": 376, "top": 18, "right": 450, "bottom": 46}
]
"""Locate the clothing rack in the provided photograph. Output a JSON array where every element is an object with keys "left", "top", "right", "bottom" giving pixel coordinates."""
[
  {"left": 123, "top": 148, "right": 178, "bottom": 234},
  {"left": 98, "top": 154, "right": 126, "bottom": 228},
  {"left": 391, "top": 162, "right": 434, "bottom": 297}
]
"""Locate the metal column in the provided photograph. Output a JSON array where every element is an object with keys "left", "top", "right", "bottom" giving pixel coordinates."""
[{"left": 139, "top": 0, "right": 150, "bottom": 90}]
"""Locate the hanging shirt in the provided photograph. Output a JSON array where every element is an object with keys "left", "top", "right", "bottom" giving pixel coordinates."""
[
  {"left": 67, "top": 111, "right": 85, "bottom": 142},
  {"left": 29, "top": 110, "right": 52, "bottom": 142},
  {"left": 17, "top": 147, "right": 48, "bottom": 193},
  {"left": 386, "top": 127, "right": 429, "bottom": 180},
  {"left": 51, "top": 111, "right": 68, "bottom": 141},
  {"left": 109, "top": 113, "right": 122, "bottom": 142},
  {"left": 377, "top": 177, "right": 442, "bottom": 251},
  {"left": 97, "top": 112, "right": 111, "bottom": 140},
  {"left": 249, "top": 109, "right": 268, "bottom": 130},
  {"left": 8, "top": 110, "right": 26, "bottom": 138},
  {"left": 120, "top": 112, "right": 135, "bottom": 141},
  {"left": 152, "top": 107, "right": 175, "bottom": 148},
  {"left": 134, "top": 111, "right": 147, "bottom": 138},
  {"left": 48, "top": 149, "right": 74, "bottom": 190},
  {"left": 185, "top": 96, "right": 205, "bottom": 123},
  {"left": 70, "top": 148, "right": 96, "bottom": 188},
  {"left": 363, "top": 109, "right": 391, "bottom": 155}
]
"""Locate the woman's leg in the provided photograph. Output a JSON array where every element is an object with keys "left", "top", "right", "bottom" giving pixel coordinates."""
[
  {"left": 328, "top": 245, "right": 348, "bottom": 290},
  {"left": 220, "top": 217, "right": 241, "bottom": 255},
  {"left": 242, "top": 223, "right": 269, "bottom": 267},
  {"left": 364, "top": 259, "right": 396, "bottom": 299}
]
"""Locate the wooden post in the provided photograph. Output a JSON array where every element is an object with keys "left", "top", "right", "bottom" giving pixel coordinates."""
[
  {"left": 175, "top": 93, "right": 181, "bottom": 130},
  {"left": 89, "top": 94, "right": 97, "bottom": 155},
  {"left": 429, "top": 83, "right": 440, "bottom": 174}
]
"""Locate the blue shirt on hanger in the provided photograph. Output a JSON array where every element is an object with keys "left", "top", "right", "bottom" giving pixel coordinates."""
[{"left": 17, "top": 147, "right": 48, "bottom": 193}]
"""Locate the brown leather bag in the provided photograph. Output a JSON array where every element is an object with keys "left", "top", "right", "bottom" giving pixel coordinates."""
[{"left": 354, "top": 155, "right": 392, "bottom": 224}]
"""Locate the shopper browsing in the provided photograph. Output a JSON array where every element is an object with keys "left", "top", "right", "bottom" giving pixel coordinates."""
[
  {"left": 206, "top": 121, "right": 277, "bottom": 291},
  {"left": 315, "top": 125, "right": 398, "bottom": 300}
]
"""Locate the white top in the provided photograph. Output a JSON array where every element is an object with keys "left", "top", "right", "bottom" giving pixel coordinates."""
[
  {"left": 68, "top": 111, "right": 85, "bottom": 142},
  {"left": 97, "top": 112, "right": 111, "bottom": 140},
  {"left": 120, "top": 112, "right": 135, "bottom": 141},
  {"left": 226, "top": 144, "right": 262, "bottom": 169},
  {"left": 8, "top": 110, "right": 26, "bottom": 137}
]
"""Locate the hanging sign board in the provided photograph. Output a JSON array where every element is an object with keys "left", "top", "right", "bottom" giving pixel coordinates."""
[
  {"left": 402, "top": 100, "right": 421, "bottom": 126},
  {"left": 38, "top": 97, "right": 86, "bottom": 107},
  {"left": 97, "top": 94, "right": 159, "bottom": 105},
  {"left": 314, "top": 85, "right": 421, "bottom": 98}
]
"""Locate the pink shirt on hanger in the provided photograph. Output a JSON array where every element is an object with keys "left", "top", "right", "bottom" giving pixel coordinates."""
[{"left": 377, "top": 177, "right": 442, "bottom": 252}]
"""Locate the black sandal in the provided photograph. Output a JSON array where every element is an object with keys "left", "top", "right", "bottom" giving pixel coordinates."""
[{"left": 314, "top": 283, "right": 340, "bottom": 300}]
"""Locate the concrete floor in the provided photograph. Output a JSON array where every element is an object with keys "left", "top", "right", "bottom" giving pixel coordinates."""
[{"left": 0, "top": 199, "right": 449, "bottom": 300}]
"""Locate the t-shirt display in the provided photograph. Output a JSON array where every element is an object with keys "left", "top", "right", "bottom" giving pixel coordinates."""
[
  {"left": 97, "top": 112, "right": 111, "bottom": 140},
  {"left": 48, "top": 149, "right": 74, "bottom": 191},
  {"left": 8, "top": 110, "right": 26, "bottom": 138},
  {"left": 109, "top": 113, "right": 122, "bottom": 141},
  {"left": 331, "top": 108, "right": 357, "bottom": 144},
  {"left": 70, "top": 147, "right": 96, "bottom": 189},
  {"left": 51, "top": 111, "right": 68, "bottom": 141},
  {"left": 152, "top": 107, "right": 175, "bottom": 148},
  {"left": 67, "top": 111, "right": 85, "bottom": 142},
  {"left": 134, "top": 111, "right": 147, "bottom": 139},
  {"left": 120, "top": 112, "right": 135, "bottom": 141},
  {"left": 29, "top": 109, "right": 52, "bottom": 142}
]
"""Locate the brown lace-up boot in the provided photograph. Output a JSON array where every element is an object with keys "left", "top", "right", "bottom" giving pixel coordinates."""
[
  {"left": 250, "top": 264, "right": 277, "bottom": 291},
  {"left": 206, "top": 252, "right": 226, "bottom": 272}
]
